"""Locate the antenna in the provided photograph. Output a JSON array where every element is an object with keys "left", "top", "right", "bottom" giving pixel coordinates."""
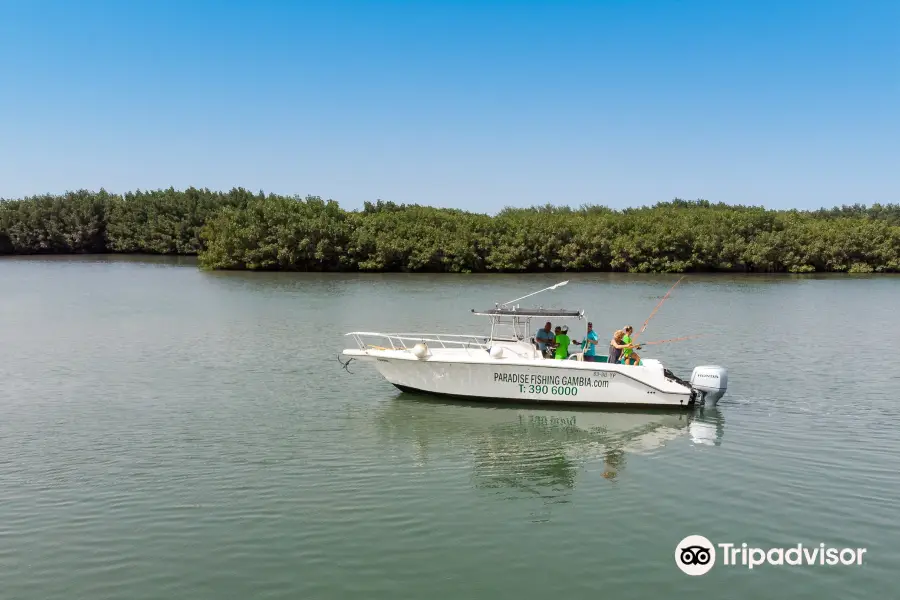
[{"left": 500, "top": 280, "right": 569, "bottom": 307}]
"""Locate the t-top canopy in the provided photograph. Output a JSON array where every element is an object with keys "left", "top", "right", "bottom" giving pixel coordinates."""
[{"left": 471, "top": 307, "right": 584, "bottom": 318}]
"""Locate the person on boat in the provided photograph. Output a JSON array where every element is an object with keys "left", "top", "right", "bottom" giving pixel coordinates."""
[
  {"left": 546, "top": 325, "right": 562, "bottom": 357},
  {"left": 607, "top": 329, "right": 636, "bottom": 364},
  {"left": 621, "top": 325, "right": 642, "bottom": 365},
  {"left": 575, "top": 321, "right": 600, "bottom": 362},
  {"left": 554, "top": 325, "right": 571, "bottom": 359},
  {"left": 535, "top": 321, "right": 555, "bottom": 356}
]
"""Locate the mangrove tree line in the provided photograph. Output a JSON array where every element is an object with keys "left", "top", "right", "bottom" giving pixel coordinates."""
[{"left": 1, "top": 188, "right": 898, "bottom": 273}]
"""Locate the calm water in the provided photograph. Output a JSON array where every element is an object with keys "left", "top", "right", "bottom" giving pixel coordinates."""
[{"left": 1, "top": 256, "right": 898, "bottom": 599}]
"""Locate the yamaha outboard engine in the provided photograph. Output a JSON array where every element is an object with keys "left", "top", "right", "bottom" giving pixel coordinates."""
[{"left": 690, "top": 366, "right": 728, "bottom": 406}]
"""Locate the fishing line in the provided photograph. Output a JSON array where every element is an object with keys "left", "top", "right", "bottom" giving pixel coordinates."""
[
  {"left": 634, "top": 276, "right": 685, "bottom": 340},
  {"left": 637, "top": 334, "right": 708, "bottom": 346}
]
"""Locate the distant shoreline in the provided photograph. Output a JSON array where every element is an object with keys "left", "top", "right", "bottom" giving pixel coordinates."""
[
  {"left": 2, "top": 187, "right": 899, "bottom": 274},
  {"left": 5, "top": 254, "right": 900, "bottom": 280},
  {"left": 3, "top": 253, "right": 900, "bottom": 275}
]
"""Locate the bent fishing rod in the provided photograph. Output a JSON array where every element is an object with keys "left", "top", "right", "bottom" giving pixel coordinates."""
[{"left": 633, "top": 276, "right": 685, "bottom": 341}]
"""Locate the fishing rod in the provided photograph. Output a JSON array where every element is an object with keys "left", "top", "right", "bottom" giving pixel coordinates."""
[
  {"left": 500, "top": 280, "right": 569, "bottom": 307},
  {"left": 634, "top": 276, "right": 685, "bottom": 340}
]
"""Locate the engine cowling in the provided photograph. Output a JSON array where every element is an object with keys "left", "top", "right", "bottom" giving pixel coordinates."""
[{"left": 690, "top": 365, "right": 728, "bottom": 406}]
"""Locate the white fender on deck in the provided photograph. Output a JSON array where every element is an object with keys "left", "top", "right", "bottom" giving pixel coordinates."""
[
  {"left": 410, "top": 343, "right": 429, "bottom": 359},
  {"left": 489, "top": 346, "right": 504, "bottom": 359}
]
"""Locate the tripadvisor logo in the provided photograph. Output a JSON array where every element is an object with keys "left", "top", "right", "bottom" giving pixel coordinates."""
[
  {"left": 675, "top": 535, "right": 867, "bottom": 575},
  {"left": 675, "top": 535, "right": 716, "bottom": 576}
]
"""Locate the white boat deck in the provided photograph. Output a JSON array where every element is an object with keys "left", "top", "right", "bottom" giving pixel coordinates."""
[
  {"left": 346, "top": 331, "right": 493, "bottom": 351},
  {"left": 343, "top": 332, "right": 676, "bottom": 386},
  {"left": 344, "top": 331, "right": 603, "bottom": 364}
]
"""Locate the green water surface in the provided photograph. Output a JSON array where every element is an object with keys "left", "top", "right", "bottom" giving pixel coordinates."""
[{"left": 1, "top": 256, "right": 897, "bottom": 599}]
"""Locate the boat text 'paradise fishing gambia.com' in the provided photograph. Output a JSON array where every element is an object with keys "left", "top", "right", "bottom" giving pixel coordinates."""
[{"left": 675, "top": 535, "right": 867, "bottom": 576}]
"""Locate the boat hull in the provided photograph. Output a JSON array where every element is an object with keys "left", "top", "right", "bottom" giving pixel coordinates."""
[{"left": 347, "top": 350, "right": 695, "bottom": 408}]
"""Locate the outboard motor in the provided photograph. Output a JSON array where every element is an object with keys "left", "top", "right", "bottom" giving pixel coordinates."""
[{"left": 690, "top": 365, "right": 728, "bottom": 406}]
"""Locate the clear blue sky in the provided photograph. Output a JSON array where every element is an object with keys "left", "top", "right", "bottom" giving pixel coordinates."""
[{"left": 1, "top": 0, "right": 897, "bottom": 212}]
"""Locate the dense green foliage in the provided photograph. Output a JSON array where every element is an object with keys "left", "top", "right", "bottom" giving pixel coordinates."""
[
  {"left": 0, "top": 187, "right": 257, "bottom": 256},
  {"left": 2, "top": 189, "right": 899, "bottom": 273}
]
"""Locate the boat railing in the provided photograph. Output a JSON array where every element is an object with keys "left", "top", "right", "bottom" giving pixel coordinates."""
[{"left": 345, "top": 331, "right": 493, "bottom": 351}]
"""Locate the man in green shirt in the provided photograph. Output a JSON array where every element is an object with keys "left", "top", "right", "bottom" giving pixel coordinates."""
[{"left": 554, "top": 325, "right": 571, "bottom": 360}]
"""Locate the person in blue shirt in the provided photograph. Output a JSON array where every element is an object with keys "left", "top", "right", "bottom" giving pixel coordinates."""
[
  {"left": 576, "top": 321, "right": 600, "bottom": 361},
  {"left": 535, "top": 321, "right": 555, "bottom": 357}
]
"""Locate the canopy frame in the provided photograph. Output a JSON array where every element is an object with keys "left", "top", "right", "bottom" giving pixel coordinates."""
[{"left": 470, "top": 307, "right": 585, "bottom": 343}]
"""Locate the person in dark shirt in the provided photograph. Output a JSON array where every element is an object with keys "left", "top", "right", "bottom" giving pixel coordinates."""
[{"left": 608, "top": 329, "right": 635, "bottom": 364}]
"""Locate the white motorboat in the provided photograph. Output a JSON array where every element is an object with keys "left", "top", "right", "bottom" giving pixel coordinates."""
[{"left": 341, "top": 281, "right": 728, "bottom": 408}]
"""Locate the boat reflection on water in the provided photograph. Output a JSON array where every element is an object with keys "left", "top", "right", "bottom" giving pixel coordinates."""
[
  {"left": 370, "top": 392, "right": 725, "bottom": 506},
  {"left": 689, "top": 406, "right": 726, "bottom": 447}
]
